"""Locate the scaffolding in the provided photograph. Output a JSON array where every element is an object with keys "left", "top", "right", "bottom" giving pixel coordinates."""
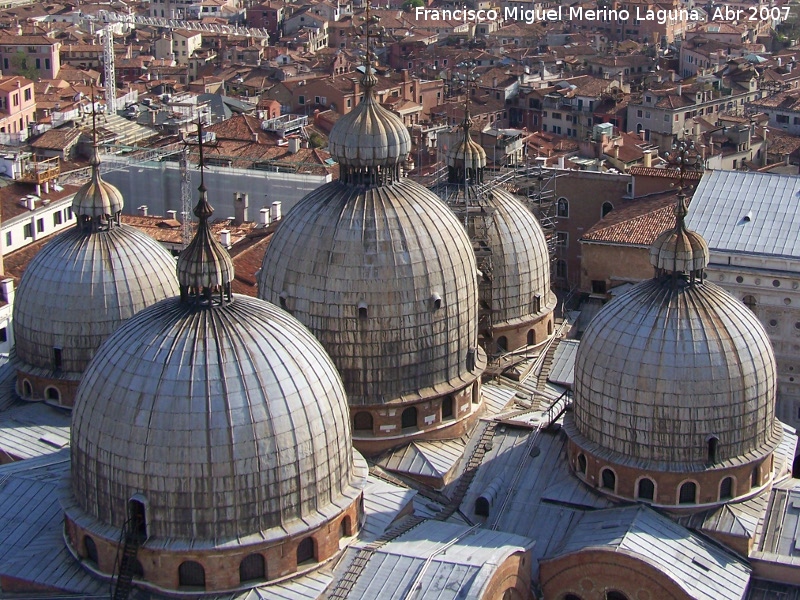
[{"left": 17, "top": 155, "right": 61, "bottom": 186}]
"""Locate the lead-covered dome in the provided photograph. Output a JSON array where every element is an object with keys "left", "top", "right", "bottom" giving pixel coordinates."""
[
  {"left": 572, "top": 276, "right": 781, "bottom": 466},
  {"left": 13, "top": 226, "right": 180, "bottom": 376},
  {"left": 258, "top": 178, "right": 480, "bottom": 405},
  {"left": 13, "top": 134, "right": 179, "bottom": 407},
  {"left": 70, "top": 293, "right": 360, "bottom": 539},
  {"left": 486, "top": 188, "right": 553, "bottom": 326},
  {"left": 649, "top": 194, "right": 709, "bottom": 275}
]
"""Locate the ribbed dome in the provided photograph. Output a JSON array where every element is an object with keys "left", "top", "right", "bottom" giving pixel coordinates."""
[
  {"left": 257, "top": 178, "right": 480, "bottom": 405},
  {"left": 487, "top": 189, "right": 553, "bottom": 325},
  {"left": 71, "top": 146, "right": 124, "bottom": 219},
  {"left": 13, "top": 225, "right": 180, "bottom": 375},
  {"left": 649, "top": 194, "right": 709, "bottom": 274},
  {"left": 446, "top": 110, "right": 486, "bottom": 173},
  {"left": 650, "top": 227, "right": 709, "bottom": 273},
  {"left": 572, "top": 276, "right": 781, "bottom": 467},
  {"left": 327, "top": 67, "right": 411, "bottom": 170},
  {"left": 177, "top": 185, "right": 234, "bottom": 293},
  {"left": 70, "top": 294, "right": 361, "bottom": 539}
]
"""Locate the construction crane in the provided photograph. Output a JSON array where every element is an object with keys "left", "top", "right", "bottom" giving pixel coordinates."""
[{"left": 90, "top": 10, "right": 272, "bottom": 39}]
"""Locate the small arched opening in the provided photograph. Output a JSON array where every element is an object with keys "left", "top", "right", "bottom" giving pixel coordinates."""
[
  {"left": 45, "top": 387, "right": 60, "bottom": 403},
  {"left": 401, "top": 406, "right": 417, "bottom": 430},
  {"left": 601, "top": 202, "right": 614, "bottom": 218},
  {"left": 83, "top": 536, "right": 98, "bottom": 564},
  {"left": 296, "top": 537, "right": 315, "bottom": 565},
  {"left": 637, "top": 478, "right": 655, "bottom": 501},
  {"left": 707, "top": 436, "right": 719, "bottom": 464},
  {"left": 340, "top": 515, "right": 352, "bottom": 538},
  {"left": 751, "top": 466, "right": 760, "bottom": 489},
  {"left": 132, "top": 559, "right": 144, "bottom": 578},
  {"left": 606, "top": 592, "right": 629, "bottom": 600},
  {"left": 547, "top": 320, "right": 553, "bottom": 336},
  {"left": 679, "top": 481, "right": 697, "bottom": 504},
  {"left": 353, "top": 411, "right": 373, "bottom": 432},
  {"left": 178, "top": 561, "right": 205, "bottom": 589},
  {"left": 577, "top": 454, "right": 587, "bottom": 475},
  {"left": 720, "top": 477, "right": 734, "bottom": 500},
  {"left": 601, "top": 468, "right": 616, "bottom": 492},
  {"left": 22, "top": 379, "right": 32, "bottom": 398},
  {"left": 239, "top": 553, "right": 266, "bottom": 583},
  {"left": 497, "top": 336, "right": 508, "bottom": 352},
  {"left": 128, "top": 498, "right": 147, "bottom": 540},
  {"left": 441, "top": 396, "right": 453, "bottom": 420},
  {"left": 527, "top": 329, "right": 535, "bottom": 346},
  {"left": 792, "top": 455, "right": 800, "bottom": 478}
]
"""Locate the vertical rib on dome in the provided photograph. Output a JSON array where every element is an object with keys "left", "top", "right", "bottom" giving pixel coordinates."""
[{"left": 177, "top": 125, "right": 234, "bottom": 305}]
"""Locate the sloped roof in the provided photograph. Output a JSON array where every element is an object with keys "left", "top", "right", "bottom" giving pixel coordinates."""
[
  {"left": 553, "top": 504, "right": 751, "bottom": 600},
  {"left": 581, "top": 193, "right": 679, "bottom": 246},
  {"left": 686, "top": 170, "right": 800, "bottom": 258}
]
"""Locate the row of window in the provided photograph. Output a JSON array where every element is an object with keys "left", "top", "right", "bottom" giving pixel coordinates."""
[
  {"left": 578, "top": 454, "right": 761, "bottom": 503},
  {"left": 5, "top": 207, "right": 74, "bottom": 248},
  {"left": 82, "top": 525, "right": 348, "bottom": 589}
]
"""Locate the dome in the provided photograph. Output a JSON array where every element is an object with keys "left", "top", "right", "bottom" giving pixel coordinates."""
[
  {"left": 70, "top": 293, "right": 360, "bottom": 539},
  {"left": 649, "top": 194, "right": 709, "bottom": 274},
  {"left": 71, "top": 145, "right": 124, "bottom": 219},
  {"left": 327, "top": 63, "right": 411, "bottom": 172},
  {"left": 12, "top": 224, "right": 180, "bottom": 376},
  {"left": 446, "top": 110, "right": 487, "bottom": 174},
  {"left": 485, "top": 188, "right": 552, "bottom": 326},
  {"left": 257, "top": 178, "right": 480, "bottom": 406},
  {"left": 572, "top": 276, "right": 781, "bottom": 466}
]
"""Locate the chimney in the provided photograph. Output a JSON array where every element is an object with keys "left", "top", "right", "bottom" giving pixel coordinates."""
[
  {"left": 271, "top": 201, "right": 282, "bottom": 221},
  {"left": 138, "top": 205, "right": 149, "bottom": 216},
  {"left": 614, "top": 144, "right": 620, "bottom": 159},
  {"left": 643, "top": 149, "right": 652, "bottom": 168},
  {"left": 492, "top": 76, "right": 498, "bottom": 87},
  {"left": 260, "top": 207, "right": 271, "bottom": 225},
  {"left": 167, "top": 209, "right": 177, "bottom": 220},
  {"left": 785, "top": 153, "right": 791, "bottom": 166},
  {"left": 220, "top": 229, "right": 231, "bottom": 247},
  {"left": 778, "top": 57, "right": 783, "bottom": 67},
  {"left": 251, "top": 132, "right": 259, "bottom": 142},
  {"left": 0, "top": 279, "right": 14, "bottom": 306},
  {"left": 557, "top": 155, "right": 565, "bottom": 169},
  {"left": 677, "top": 84, "right": 683, "bottom": 96},
  {"left": 26, "top": 196, "right": 36, "bottom": 210},
  {"left": 288, "top": 137, "right": 301, "bottom": 153},
  {"left": 234, "top": 192, "right": 249, "bottom": 224},
  {"left": 639, "top": 130, "right": 646, "bottom": 141}
]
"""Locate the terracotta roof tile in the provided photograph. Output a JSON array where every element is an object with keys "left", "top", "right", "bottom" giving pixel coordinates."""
[{"left": 581, "top": 193, "right": 682, "bottom": 246}]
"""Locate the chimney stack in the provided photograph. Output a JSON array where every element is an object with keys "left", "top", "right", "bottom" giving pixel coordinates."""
[
  {"left": 234, "top": 192, "right": 249, "bottom": 224},
  {"left": 288, "top": 137, "right": 301, "bottom": 154},
  {"left": 643, "top": 149, "right": 652, "bottom": 168},
  {"left": 0, "top": 278, "right": 14, "bottom": 306},
  {"left": 271, "top": 201, "right": 282, "bottom": 221},
  {"left": 138, "top": 205, "right": 149, "bottom": 216},
  {"left": 260, "top": 207, "right": 271, "bottom": 225},
  {"left": 220, "top": 229, "right": 231, "bottom": 247},
  {"left": 167, "top": 209, "right": 177, "bottom": 220}
]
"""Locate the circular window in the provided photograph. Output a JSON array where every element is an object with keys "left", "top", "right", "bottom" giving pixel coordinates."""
[
  {"left": 755, "top": 278, "right": 761, "bottom": 285},
  {"left": 791, "top": 377, "right": 795, "bottom": 383},
  {"left": 786, "top": 298, "right": 792, "bottom": 306},
  {"left": 770, "top": 319, "right": 778, "bottom": 327},
  {"left": 790, "top": 366, "right": 795, "bottom": 372},
  {"left": 718, "top": 274, "right": 725, "bottom": 282},
  {"left": 736, "top": 276, "right": 744, "bottom": 283},
  {"left": 773, "top": 280, "right": 781, "bottom": 287},
  {"left": 795, "top": 322, "right": 800, "bottom": 330}
]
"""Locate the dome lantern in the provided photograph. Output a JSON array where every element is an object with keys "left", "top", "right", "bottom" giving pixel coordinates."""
[
  {"left": 446, "top": 92, "right": 486, "bottom": 185},
  {"left": 326, "top": 15, "right": 412, "bottom": 186},
  {"left": 72, "top": 92, "right": 124, "bottom": 232},
  {"left": 649, "top": 141, "right": 709, "bottom": 281},
  {"left": 176, "top": 123, "right": 234, "bottom": 306}
]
